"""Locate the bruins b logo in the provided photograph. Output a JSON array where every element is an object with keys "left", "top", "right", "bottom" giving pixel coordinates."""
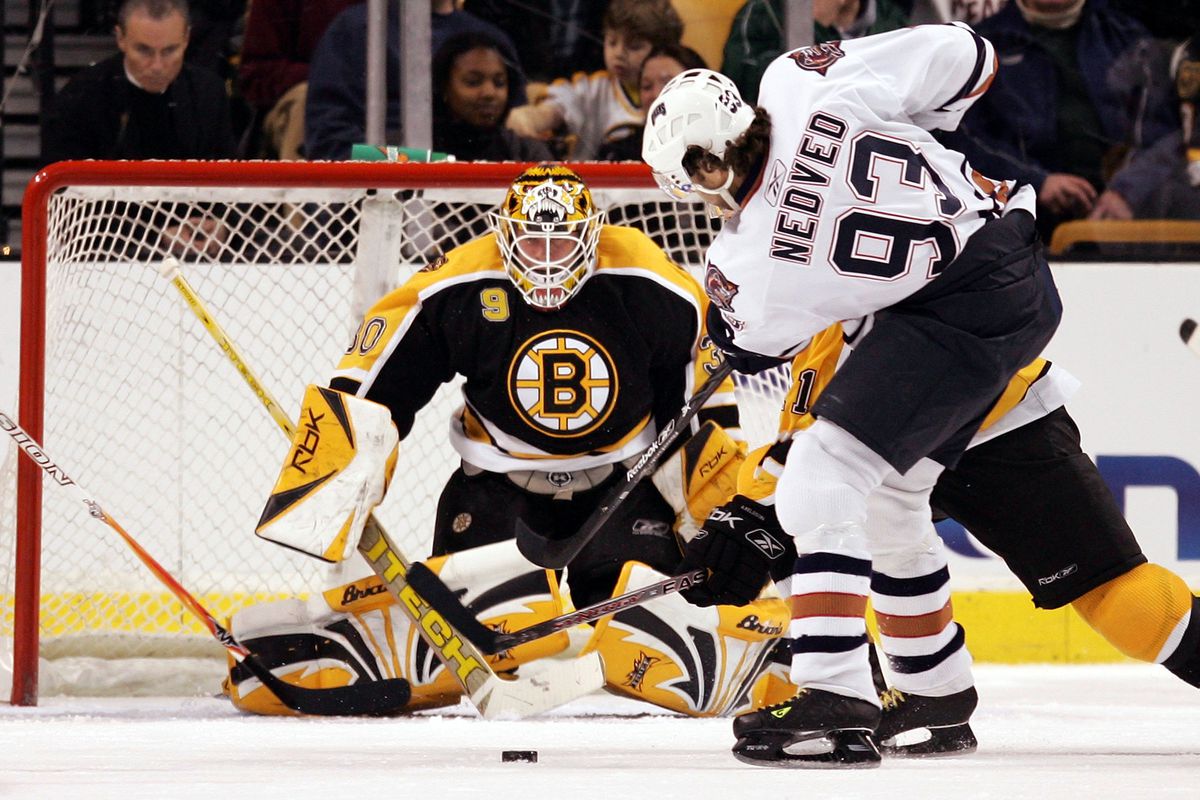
[{"left": 508, "top": 330, "right": 617, "bottom": 437}]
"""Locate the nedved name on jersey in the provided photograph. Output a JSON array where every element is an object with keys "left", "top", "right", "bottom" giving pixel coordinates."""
[{"left": 766, "top": 110, "right": 848, "bottom": 265}]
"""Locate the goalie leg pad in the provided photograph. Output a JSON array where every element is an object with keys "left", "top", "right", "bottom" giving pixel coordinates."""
[
  {"left": 256, "top": 385, "right": 399, "bottom": 562},
  {"left": 582, "top": 561, "right": 788, "bottom": 717},
  {"left": 226, "top": 539, "right": 576, "bottom": 715},
  {"left": 651, "top": 420, "right": 746, "bottom": 541}
]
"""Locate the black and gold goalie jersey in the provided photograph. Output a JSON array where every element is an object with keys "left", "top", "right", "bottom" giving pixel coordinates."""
[{"left": 330, "top": 225, "right": 738, "bottom": 474}]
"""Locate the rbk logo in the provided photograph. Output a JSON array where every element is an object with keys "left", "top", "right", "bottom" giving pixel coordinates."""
[
  {"left": 745, "top": 529, "right": 786, "bottom": 560},
  {"left": 708, "top": 508, "right": 743, "bottom": 527}
]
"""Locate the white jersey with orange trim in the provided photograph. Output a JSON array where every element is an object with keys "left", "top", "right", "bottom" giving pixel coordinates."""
[
  {"left": 545, "top": 70, "right": 642, "bottom": 160},
  {"left": 329, "top": 225, "right": 738, "bottom": 475},
  {"left": 705, "top": 23, "right": 1035, "bottom": 360}
]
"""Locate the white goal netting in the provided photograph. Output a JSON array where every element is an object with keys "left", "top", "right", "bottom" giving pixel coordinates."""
[{"left": 0, "top": 162, "right": 789, "bottom": 698}]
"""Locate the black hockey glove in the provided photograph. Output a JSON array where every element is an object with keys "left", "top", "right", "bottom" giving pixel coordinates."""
[
  {"left": 680, "top": 495, "right": 794, "bottom": 607},
  {"left": 705, "top": 304, "right": 790, "bottom": 375}
]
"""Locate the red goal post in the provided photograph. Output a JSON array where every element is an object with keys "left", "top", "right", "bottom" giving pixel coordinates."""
[{"left": 3, "top": 160, "right": 788, "bottom": 705}]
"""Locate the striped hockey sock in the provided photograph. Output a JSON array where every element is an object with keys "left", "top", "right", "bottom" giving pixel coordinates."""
[
  {"left": 871, "top": 554, "right": 974, "bottom": 697},
  {"left": 783, "top": 546, "right": 878, "bottom": 705}
]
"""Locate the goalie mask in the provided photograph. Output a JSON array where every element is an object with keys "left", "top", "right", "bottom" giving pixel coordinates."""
[{"left": 491, "top": 164, "right": 604, "bottom": 310}]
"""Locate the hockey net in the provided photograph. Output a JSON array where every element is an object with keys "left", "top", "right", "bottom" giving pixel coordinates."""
[{"left": 1, "top": 161, "right": 790, "bottom": 703}]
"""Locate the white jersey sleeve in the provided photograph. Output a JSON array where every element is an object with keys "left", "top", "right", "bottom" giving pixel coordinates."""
[{"left": 880, "top": 22, "right": 997, "bottom": 132}]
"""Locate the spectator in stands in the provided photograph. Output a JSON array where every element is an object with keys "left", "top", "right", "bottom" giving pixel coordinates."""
[
  {"left": 304, "top": 0, "right": 526, "bottom": 161},
  {"left": 43, "top": 0, "right": 237, "bottom": 163},
  {"left": 1070, "top": 33, "right": 1200, "bottom": 222},
  {"left": 1110, "top": 0, "right": 1200, "bottom": 41},
  {"left": 596, "top": 43, "right": 707, "bottom": 162},
  {"left": 907, "top": 0, "right": 1007, "bottom": 25},
  {"left": 433, "top": 32, "right": 553, "bottom": 162},
  {"left": 721, "top": 0, "right": 909, "bottom": 104},
  {"left": 505, "top": 0, "right": 684, "bottom": 160},
  {"left": 462, "top": 0, "right": 607, "bottom": 83},
  {"left": 946, "top": 0, "right": 1182, "bottom": 237},
  {"left": 185, "top": 0, "right": 246, "bottom": 79},
  {"left": 238, "top": 0, "right": 359, "bottom": 160}
]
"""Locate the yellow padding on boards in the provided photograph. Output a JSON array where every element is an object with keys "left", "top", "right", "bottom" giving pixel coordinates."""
[{"left": 1070, "top": 563, "right": 1194, "bottom": 663}]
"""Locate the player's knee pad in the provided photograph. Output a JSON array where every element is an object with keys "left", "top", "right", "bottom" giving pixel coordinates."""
[
  {"left": 651, "top": 420, "right": 746, "bottom": 540},
  {"left": 864, "top": 458, "right": 944, "bottom": 565},
  {"left": 582, "top": 561, "right": 788, "bottom": 717},
  {"left": 775, "top": 420, "right": 891, "bottom": 536},
  {"left": 225, "top": 539, "right": 573, "bottom": 715},
  {"left": 1071, "top": 562, "right": 1195, "bottom": 663}
]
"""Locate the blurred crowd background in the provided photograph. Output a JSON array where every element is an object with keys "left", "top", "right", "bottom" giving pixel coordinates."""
[{"left": 4, "top": 0, "right": 1200, "bottom": 258}]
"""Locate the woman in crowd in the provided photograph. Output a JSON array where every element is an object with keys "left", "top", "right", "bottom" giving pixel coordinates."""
[{"left": 433, "top": 32, "right": 553, "bottom": 161}]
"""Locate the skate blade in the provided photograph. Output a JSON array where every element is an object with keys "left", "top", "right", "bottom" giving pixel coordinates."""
[
  {"left": 733, "top": 729, "right": 881, "bottom": 769},
  {"left": 879, "top": 723, "right": 978, "bottom": 758}
]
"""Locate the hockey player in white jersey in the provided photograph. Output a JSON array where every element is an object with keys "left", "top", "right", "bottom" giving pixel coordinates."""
[{"left": 644, "top": 24, "right": 1063, "bottom": 767}]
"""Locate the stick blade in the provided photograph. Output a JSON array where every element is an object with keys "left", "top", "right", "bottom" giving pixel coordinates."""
[
  {"left": 244, "top": 656, "right": 412, "bottom": 716},
  {"left": 477, "top": 651, "right": 606, "bottom": 720}
]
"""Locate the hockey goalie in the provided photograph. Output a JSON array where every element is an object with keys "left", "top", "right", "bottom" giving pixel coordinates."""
[{"left": 229, "top": 164, "right": 793, "bottom": 717}]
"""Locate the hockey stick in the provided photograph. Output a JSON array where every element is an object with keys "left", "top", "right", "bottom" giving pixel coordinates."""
[
  {"left": 160, "top": 259, "right": 604, "bottom": 718},
  {"left": 515, "top": 359, "right": 734, "bottom": 569},
  {"left": 1181, "top": 318, "right": 1200, "bottom": 356},
  {"left": 407, "top": 562, "right": 706, "bottom": 654},
  {"left": 0, "top": 411, "right": 410, "bottom": 716}
]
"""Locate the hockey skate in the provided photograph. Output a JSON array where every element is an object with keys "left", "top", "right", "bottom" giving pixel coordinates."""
[
  {"left": 874, "top": 685, "right": 979, "bottom": 757},
  {"left": 731, "top": 688, "right": 882, "bottom": 768}
]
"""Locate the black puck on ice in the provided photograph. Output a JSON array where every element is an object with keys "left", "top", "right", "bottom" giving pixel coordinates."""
[
  {"left": 501, "top": 750, "right": 538, "bottom": 763},
  {"left": 1182, "top": 318, "right": 1197, "bottom": 344}
]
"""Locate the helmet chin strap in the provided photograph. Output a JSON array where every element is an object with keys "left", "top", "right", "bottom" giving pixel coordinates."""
[{"left": 700, "top": 167, "right": 740, "bottom": 219}]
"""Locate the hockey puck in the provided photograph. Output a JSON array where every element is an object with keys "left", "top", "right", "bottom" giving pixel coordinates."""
[
  {"left": 501, "top": 750, "right": 538, "bottom": 763},
  {"left": 1182, "top": 318, "right": 1197, "bottom": 345}
]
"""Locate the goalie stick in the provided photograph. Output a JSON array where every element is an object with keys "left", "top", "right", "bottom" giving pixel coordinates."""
[
  {"left": 515, "top": 359, "right": 734, "bottom": 569},
  {"left": 0, "top": 411, "right": 411, "bottom": 716},
  {"left": 407, "top": 562, "right": 706, "bottom": 654},
  {"left": 1181, "top": 318, "right": 1200, "bottom": 357},
  {"left": 160, "top": 258, "right": 604, "bottom": 718}
]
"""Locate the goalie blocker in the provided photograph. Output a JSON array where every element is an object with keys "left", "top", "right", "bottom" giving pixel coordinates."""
[
  {"left": 257, "top": 385, "right": 399, "bottom": 562},
  {"left": 651, "top": 420, "right": 745, "bottom": 541}
]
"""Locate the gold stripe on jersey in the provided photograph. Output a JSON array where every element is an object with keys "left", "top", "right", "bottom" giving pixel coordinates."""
[
  {"left": 775, "top": 325, "right": 849, "bottom": 436},
  {"left": 593, "top": 226, "right": 706, "bottom": 302},
  {"left": 979, "top": 359, "right": 1051, "bottom": 432}
]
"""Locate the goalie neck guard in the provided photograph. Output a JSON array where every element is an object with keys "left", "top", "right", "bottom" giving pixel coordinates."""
[{"left": 490, "top": 163, "right": 604, "bottom": 310}]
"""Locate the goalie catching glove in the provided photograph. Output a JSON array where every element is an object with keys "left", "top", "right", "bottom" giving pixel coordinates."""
[
  {"left": 256, "top": 385, "right": 399, "bottom": 562},
  {"left": 651, "top": 420, "right": 745, "bottom": 540}
]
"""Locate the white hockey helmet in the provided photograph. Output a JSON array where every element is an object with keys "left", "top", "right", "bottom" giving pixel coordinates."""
[
  {"left": 490, "top": 163, "right": 605, "bottom": 310},
  {"left": 641, "top": 68, "right": 755, "bottom": 208}
]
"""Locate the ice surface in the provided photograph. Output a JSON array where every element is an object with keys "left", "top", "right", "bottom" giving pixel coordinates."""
[{"left": 1, "top": 664, "right": 1197, "bottom": 800}]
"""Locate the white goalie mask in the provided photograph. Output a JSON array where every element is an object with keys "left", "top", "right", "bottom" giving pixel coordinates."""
[
  {"left": 642, "top": 69, "right": 755, "bottom": 213},
  {"left": 490, "top": 164, "right": 605, "bottom": 310}
]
